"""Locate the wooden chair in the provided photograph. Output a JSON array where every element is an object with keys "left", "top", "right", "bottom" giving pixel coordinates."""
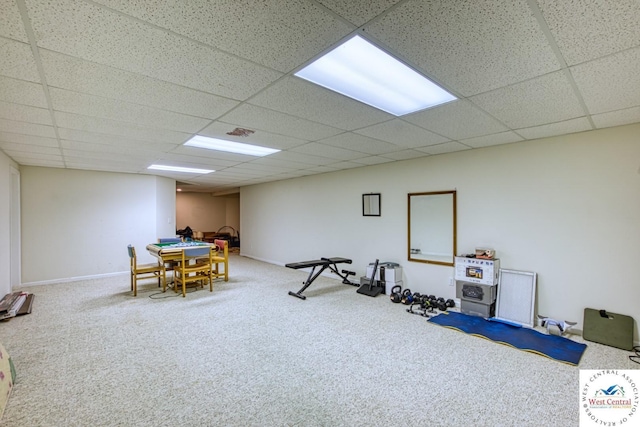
[
  {"left": 212, "top": 239, "right": 229, "bottom": 282},
  {"left": 127, "top": 245, "right": 165, "bottom": 297},
  {"left": 174, "top": 246, "right": 214, "bottom": 297}
]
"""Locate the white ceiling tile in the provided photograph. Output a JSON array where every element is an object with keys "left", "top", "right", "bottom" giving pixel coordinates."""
[
  {"left": 249, "top": 77, "right": 392, "bottom": 130},
  {"left": 365, "top": 0, "right": 560, "bottom": 96},
  {"left": 231, "top": 162, "right": 296, "bottom": 174},
  {"left": 199, "top": 121, "right": 307, "bottom": 150},
  {"left": 0, "top": 38, "right": 41, "bottom": 82},
  {"left": 381, "top": 150, "right": 431, "bottom": 161},
  {"left": 194, "top": 173, "right": 251, "bottom": 183},
  {"left": 317, "top": 132, "right": 402, "bottom": 155},
  {"left": 0, "top": 117, "right": 56, "bottom": 138},
  {"left": 241, "top": 177, "right": 281, "bottom": 186},
  {"left": 0, "top": 76, "right": 47, "bottom": 108},
  {"left": 49, "top": 88, "right": 210, "bottom": 133},
  {"left": 17, "top": 159, "right": 65, "bottom": 168},
  {"left": 92, "top": 0, "right": 355, "bottom": 73},
  {"left": 592, "top": 106, "right": 640, "bottom": 129},
  {"left": 571, "top": 47, "right": 640, "bottom": 115},
  {"left": 54, "top": 111, "right": 190, "bottom": 145},
  {"left": 25, "top": 0, "right": 282, "bottom": 99},
  {"left": 60, "top": 140, "right": 168, "bottom": 157},
  {"left": 459, "top": 131, "right": 524, "bottom": 149},
  {"left": 65, "top": 159, "right": 147, "bottom": 172},
  {"left": 317, "top": 0, "right": 403, "bottom": 26},
  {"left": 0, "top": 131, "right": 58, "bottom": 147},
  {"left": 1, "top": 0, "right": 639, "bottom": 192},
  {"left": 324, "top": 160, "right": 366, "bottom": 170},
  {"left": 245, "top": 157, "right": 310, "bottom": 170},
  {"left": 218, "top": 104, "right": 342, "bottom": 142},
  {"left": 516, "top": 117, "right": 592, "bottom": 140},
  {"left": 416, "top": 141, "right": 471, "bottom": 156},
  {"left": 184, "top": 175, "right": 238, "bottom": 185},
  {"left": 537, "top": 0, "right": 640, "bottom": 65},
  {"left": 470, "top": 71, "right": 585, "bottom": 129},
  {"left": 62, "top": 149, "right": 150, "bottom": 163},
  {"left": 0, "top": 1, "right": 28, "bottom": 42},
  {"left": 57, "top": 128, "right": 178, "bottom": 151},
  {"left": 141, "top": 170, "right": 213, "bottom": 181},
  {"left": 0, "top": 101, "right": 52, "bottom": 125},
  {"left": 405, "top": 100, "right": 508, "bottom": 140},
  {"left": 356, "top": 119, "right": 449, "bottom": 148},
  {"left": 40, "top": 50, "right": 239, "bottom": 119},
  {"left": 5, "top": 150, "right": 62, "bottom": 162},
  {"left": 214, "top": 167, "right": 265, "bottom": 178},
  {"left": 0, "top": 142, "right": 60, "bottom": 155},
  {"left": 267, "top": 150, "right": 336, "bottom": 166},
  {"left": 290, "top": 142, "right": 363, "bottom": 161},
  {"left": 168, "top": 146, "right": 254, "bottom": 164},
  {"left": 274, "top": 170, "right": 316, "bottom": 180},
  {"left": 351, "top": 156, "right": 398, "bottom": 166},
  {"left": 305, "top": 165, "right": 342, "bottom": 173}
]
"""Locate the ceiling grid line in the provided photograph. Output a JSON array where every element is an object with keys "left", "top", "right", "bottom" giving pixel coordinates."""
[
  {"left": 0, "top": 0, "right": 639, "bottom": 192},
  {"left": 525, "top": 0, "right": 596, "bottom": 129},
  {"left": 14, "top": 0, "right": 66, "bottom": 166}
]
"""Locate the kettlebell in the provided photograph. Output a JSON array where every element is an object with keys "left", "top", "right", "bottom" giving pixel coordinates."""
[
  {"left": 390, "top": 285, "right": 402, "bottom": 303},
  {"left": 401, "top": 289, "right": 413, "bottom": 305}
]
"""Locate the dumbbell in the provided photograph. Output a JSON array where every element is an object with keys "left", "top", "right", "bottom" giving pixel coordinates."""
[
  {"left": 403, "top": 291, "right": 421, "bottom": 305},
  {"left": 435, "top": 297, "right": 456, "bottom": 311}
]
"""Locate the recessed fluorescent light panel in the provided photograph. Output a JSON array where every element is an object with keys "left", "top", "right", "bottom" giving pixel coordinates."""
[
  {"left": 295, "top": 35, "right": 457, "bottom": 116},
  {"left": 184, "top": 135, "right": 280, "bottom": 157},
  {"left": 148, "top": 164, "right": 214, "bottom": 174}
]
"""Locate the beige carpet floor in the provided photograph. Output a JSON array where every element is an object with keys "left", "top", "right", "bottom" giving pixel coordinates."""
[{"left": 0, "top": 254, "right": 636, "bottom": 426}]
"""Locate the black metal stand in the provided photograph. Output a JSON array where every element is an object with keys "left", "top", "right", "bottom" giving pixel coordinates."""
[{"left": 356, "top": 259, "right": 384, "bottom": 297}]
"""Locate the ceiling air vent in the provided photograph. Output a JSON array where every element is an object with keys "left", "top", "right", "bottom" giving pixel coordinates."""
[{"left": 227, "top": 128, "right": 255, "bottom": 137}]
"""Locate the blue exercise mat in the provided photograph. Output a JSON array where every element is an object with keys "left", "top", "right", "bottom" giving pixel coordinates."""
[{"left": 428, "top": 311, "right": 587, "bottom": 365}]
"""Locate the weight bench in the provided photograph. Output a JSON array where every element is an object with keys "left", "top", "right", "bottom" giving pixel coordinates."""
[{"left": 286, "top": 257, "right": 358, "bottom": 300}]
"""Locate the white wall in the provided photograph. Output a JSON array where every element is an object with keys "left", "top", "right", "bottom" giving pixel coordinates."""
[
  {"left": 20, "top": 167, "right": 175, "bottom": 283},
  {"left": 0, "top": 151, "right": 19, "bottom": 297},
  {"left": 176, "top": 192, "right": 239, "bottom": 233},
  {"left": 241, "top": 123, "right": 640, "bottom": 341},
  {"left": 156, "top": 177, "right": 177, "bottom": 238}
]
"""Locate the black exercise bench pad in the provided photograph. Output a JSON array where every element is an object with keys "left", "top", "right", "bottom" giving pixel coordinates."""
[
  {"left": 286, "top": 257, "right": 356, "bottom": 300},
  {"left": 285, "top": 257, "right": 352, "bottom": 269}
]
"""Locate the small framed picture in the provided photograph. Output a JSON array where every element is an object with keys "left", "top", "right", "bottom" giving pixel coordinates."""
[{"left": 362, "top": 193, "right": 381, "bottom": 216}]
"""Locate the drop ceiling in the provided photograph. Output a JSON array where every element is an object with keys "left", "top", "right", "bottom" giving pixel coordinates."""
[{"left": 1, "top": 0, "right": 639, "bottom": 193}]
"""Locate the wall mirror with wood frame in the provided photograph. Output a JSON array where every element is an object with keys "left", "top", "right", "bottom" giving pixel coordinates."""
[{"left": 408, "top": 190, "right": 457, "bottom": 266}]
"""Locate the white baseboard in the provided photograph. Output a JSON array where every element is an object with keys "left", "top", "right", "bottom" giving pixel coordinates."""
[
  {"left": 18, "top": 271, "right": 128, "bottom": 287},
  {"left": 240, "top": 253, "right": 286, "bottom": 267}
]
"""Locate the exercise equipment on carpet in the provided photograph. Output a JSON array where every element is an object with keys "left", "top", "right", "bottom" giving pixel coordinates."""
[
  {"left": 428, "top": 311, "right": 587, "bottom": 365},
  {"left": 356, "top": 259, "right": 384, "bottom": 297},
  {"left": 389, "top": 285, "right": 402, "bottom": 303},
  {"left": 406, "top": 294, "right": 434, "bottom": 318},
  {"left": 423, "top": 295, "right": 455, "bottom": 311},
  {"left": 404, "top": 294, "right": 456, "bottom": 318},
  {"left": 401, "top": 289, "right": 415, "bottom": 305},
  {"left": 583, "top": 308, "right": 634, "bottom": 351},
  {"left": 537, "top": 315, "right": 577, "bottom": 336},
  {"left": 286, "top": 257, "right": 358, "bottom": 300}
]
